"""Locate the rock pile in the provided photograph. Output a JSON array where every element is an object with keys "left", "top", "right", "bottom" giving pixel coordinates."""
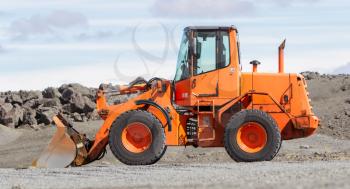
[
  {"left": 0, "top": 84, "right": 100, "bottom": 129},
  {"left": 302, "top": 71, "right": 350, "bottom": 139}
]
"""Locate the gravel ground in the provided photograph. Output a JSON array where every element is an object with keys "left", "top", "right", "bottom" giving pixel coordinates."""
[
  {"left": 1, "top": 161, "right": 350, "bottom": 189},
  {"left": 0, "top": 121, "right": 350, "bottom": 189}
]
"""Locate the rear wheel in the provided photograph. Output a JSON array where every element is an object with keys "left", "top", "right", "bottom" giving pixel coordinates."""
[
  {"left": 224, "top": 109, "right": 281, "bottom": 162},
  {"left": 109, "top": 110, "right": 166, "bottom": 165}
]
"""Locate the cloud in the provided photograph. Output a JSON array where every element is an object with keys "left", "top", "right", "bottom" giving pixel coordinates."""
[
  {"left": 333, "top": 62, "right": 350, "bottom": 74},
  {"left": 75, "top": 31, "right": 114, "bottom": 41},
  {"left": 267, "top": 0, "right": 320, "bottom": 6},
  {"left": 150, "top": 0, "right": 255, "bottom": 18},
  {"left": 0, "top": 44, "right": 5, "bottom": 53},
  {"left": 9, "top": 10, "right": 88, "bottom": 39},
  {"left": 150, "top": 0, "right": 321, "bottom": 18}
]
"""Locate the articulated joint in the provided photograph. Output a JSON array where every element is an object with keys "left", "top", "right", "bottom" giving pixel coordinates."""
[{"left": 135, "top": 100, "right": 172, "bottom": 132}]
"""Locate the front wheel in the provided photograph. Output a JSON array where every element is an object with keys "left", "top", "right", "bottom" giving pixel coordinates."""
[
  {"left": 109, "top": 110, "right": 166, "bottom": 165},
  {"left": 224, "top": 109, "right": 281, "bottom": 162}
]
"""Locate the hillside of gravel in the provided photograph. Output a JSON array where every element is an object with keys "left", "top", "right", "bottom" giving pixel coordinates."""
[{"left": 301, "top": 72, "right": 350, "bottom": 139}]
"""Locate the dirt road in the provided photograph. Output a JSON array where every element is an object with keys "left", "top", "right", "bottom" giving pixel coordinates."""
[{"left": 1, "top": 161, "right": 350, "bottom": 189}]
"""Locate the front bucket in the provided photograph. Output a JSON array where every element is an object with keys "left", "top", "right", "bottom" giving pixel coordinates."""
[{"left": 32, "top": 116, "right": 77, "bottom": 168}]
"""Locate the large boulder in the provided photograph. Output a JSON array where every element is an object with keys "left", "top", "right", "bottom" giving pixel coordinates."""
[
  {"left": 70, "top": 93, "right": 86, "bottom": 113},
  {"left": 19, "top": 90, "right": 42, "bottom": 102},
  {"left": 40, "top": 98, "right": 61, "bottom": 108},
  {"left": 59, "top": 83, "right": 95, "bottom": 99},
  {"left": 22, "top": 99, "right": 40, "bottom": 109},
  {"left": 22, "top": 108, "right": 37, "bottom": 125},
  {"left": 0, "top": 103, "right": 24, "bottom": 128},
  {"left": 60, "top": 87, "right": 96, "bottom": 113},
  {"left": 36, "top": 107, "right": 60, "bottom": 125},
  {"left": 83, "top": 96, "right": 96, "bottom": 112},
  {"left": 0, "top": 103, "right": 13, "bottom": 121},
  {"left": 60, "top": 87, "right": 75, "bottom": 103},
  {"left": 69, "top": 83, "right": 93, "bottom": 96},
  {"left": 5, "top": 93, "right": 23, "bottom": 105},
  {"left": 42, "top": 87, "right": 61, "bottom": 99},
  {"left": 62, "top": 103, "right": 74, "bottom": 114}
]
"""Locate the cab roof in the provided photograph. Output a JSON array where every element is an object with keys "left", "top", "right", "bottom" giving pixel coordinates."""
[{"left": 184, "top": 26, "right": 237, "bottom": 31}]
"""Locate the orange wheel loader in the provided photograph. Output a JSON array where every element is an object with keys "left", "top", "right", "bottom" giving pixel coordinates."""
[{"left": 33, "top": 26, "right": 319, "bottom": 168}]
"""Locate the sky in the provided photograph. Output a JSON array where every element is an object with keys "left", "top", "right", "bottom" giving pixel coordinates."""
[{"left": 0, "top": 0, "right": 349, "bottom": 91}]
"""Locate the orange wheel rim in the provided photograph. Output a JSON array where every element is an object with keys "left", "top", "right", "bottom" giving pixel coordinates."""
[
  {"left": 236, "top": 122, "right": 267, "bottom": 153},
  {"left": 121, "top": 122, "right": 152, "bottom": 153}
]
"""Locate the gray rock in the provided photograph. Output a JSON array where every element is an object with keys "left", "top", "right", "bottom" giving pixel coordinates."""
[
  {"left": 0, "top": 104, "right": 24, "bottom": 128},
  {"left": 62, "top": 104, "right": 73, "bottom": 113},
  {"left": 60, "top": 87, "right": 75, "bottom": 103},
  {"left": 72, "top": 112, "right": 83, "bottom": 122},
  {"left": 81, "top": 115, "right": 88, "bottom": 122},
  {"left": 5, "top": 93, "right": 23, "bottom": 105},
  {"left": 58, "top": 84, "right": 69, "bottom": 93},
  {"left": 42, "top": 87, "right": 61, "bottom": 99},
  {"left": 87, "top": 109, "right": 100, "bottom": 121},
  {"left": 345, "top": 98, "right": 350, "bottom": 104},
  {"left": 41, "top": 98, "right": 61, "bottom": 108},
  {"left": 345, "top": 110, "right": 350, "bottom": 117},
  {"left": 0, "top": 97, "right": 5, "bottom": 105},
  {"left": 0, "top": 103, "right": 14, "bottom": 127},
  {"left": 22, "top": 108, "right": 37, "bottom": 125},
  {"left": 68, "top": 83, "right": 93, "bottom": 98},
  {"left": 301, "top": 71, "right": 320, "bottom": 80},
  {"left": 83, "top": 96, "right": 96, "bottom": 112},
  {"left": 19, "top": 90, "right": 42, "bottom": 102},
  {"left": 59, "top": 83, "right": 94, "bottom": 99},
  {"left": 22, "top": 99, "right": 40, "bottom": 109},
  {"left": 36, "top": 107, "right": 59, "bottom": 125},
  {"left": 0, "top": 103, "right": 13, "bottom": 118},
  {"left": 71, "top": 93, "right": 85, "bottom": 113}
]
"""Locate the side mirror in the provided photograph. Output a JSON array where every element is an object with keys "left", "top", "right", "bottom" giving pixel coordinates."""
[{"left": 190, "top": 40, "right": 201, "bottom": 59}]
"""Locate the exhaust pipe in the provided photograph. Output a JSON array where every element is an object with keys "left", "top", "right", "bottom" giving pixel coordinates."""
[
  {"left": 278, "top": 39, "right": 286, "bottom": 73},
  {"left": 250, "top": 60, "right": 261, "bottom": 73}
]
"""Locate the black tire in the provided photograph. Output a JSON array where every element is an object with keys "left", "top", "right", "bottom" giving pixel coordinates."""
[
  {"left": 109, "top": 110, "right": 167, "bottom": 165},
  {"left": 224, "top": 109, "right": 281, "bottom": 162}
]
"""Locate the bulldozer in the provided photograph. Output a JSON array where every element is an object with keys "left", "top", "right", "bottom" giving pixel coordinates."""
[{"left": 33, "top": 26, "right": 319, "bottom": 168}]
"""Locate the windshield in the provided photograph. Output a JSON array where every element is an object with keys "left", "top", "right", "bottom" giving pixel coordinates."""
[{"left": 174, "top": 32, "right": 190, "bottom": 82}]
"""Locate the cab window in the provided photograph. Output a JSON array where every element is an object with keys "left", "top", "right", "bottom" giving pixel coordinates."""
[
  {"left": 193, "top": 31, "right": 230, "bottom": 75},
  {"left": 174, "top": 32, "right": 190, "bottom": 81}
]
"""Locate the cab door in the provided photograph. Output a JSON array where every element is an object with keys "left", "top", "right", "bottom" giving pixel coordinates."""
[
  {"left": 217, "top": 30, "right": 240, "bottom": 99},
  {"left": 191, "top": 31, "right": 219, "bottom": 101}
]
